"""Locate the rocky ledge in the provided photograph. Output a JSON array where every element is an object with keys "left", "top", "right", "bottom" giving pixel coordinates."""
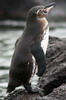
[{"left": 3, "top": 36, "right": 66, "bottom": 100}]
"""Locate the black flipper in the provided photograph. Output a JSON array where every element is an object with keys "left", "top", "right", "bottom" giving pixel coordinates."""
[
  {"left": 31, "top": 42, "right": 46, "bottom": 77},
  {"left": 24, "top": 83, "right": 39, "bottom": 93}
]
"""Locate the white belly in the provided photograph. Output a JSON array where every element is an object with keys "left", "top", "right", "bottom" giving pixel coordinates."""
[{"left": 41, "top": 27, "right": 49, "bottom": 55}]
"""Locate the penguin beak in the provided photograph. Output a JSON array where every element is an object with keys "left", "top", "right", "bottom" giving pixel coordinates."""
[
  {"left": 44, "top": 2, "right": 56, "bottom": 14},
  {"left": 37, "top": 2, "right": 56, "bottom": 18}
]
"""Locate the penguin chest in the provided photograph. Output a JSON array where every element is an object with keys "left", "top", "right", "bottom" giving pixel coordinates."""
[{"left": 41, "top": 27, "right": 49, "bottom": 54}]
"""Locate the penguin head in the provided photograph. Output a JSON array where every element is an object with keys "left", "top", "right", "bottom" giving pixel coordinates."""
[
  {"left": 36, "top": 2, "right": 56, "bottom": 19},
  {"left": 27, "top": 2, "right": 56, "bottom": 22}
]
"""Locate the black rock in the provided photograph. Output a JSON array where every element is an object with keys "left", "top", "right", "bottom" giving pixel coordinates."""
[{"left": 3, "top": 36, "right": 66, "bottom": 100}]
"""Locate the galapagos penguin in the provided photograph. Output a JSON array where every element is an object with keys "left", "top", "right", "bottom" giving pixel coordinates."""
[{"left": 7, "top": 3, "right": 56, "bottom": 93}]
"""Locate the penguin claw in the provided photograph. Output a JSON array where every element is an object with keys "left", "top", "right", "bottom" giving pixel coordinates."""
[
  {"left": 28, "top": 87, "right": 43, "bottom": 94},
  {"left": 32, "top": 87, "right": 44, "bottom": 96}
]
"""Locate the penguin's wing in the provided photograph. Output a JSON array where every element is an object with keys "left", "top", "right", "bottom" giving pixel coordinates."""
[{"left": 31, "top": 42, "right": 46, "bottom": 77}]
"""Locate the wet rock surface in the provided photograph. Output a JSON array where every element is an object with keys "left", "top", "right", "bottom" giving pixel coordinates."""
[
  {"left": 38, "top": 36, "right": 66, "bottom": 96},
  {"left": 3, "top": 36, "right": 66, "bottom": 100}
]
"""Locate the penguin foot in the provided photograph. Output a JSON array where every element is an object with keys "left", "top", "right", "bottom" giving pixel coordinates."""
[{"left": 24, "top": 84, "right": 39, "bottom": 94}]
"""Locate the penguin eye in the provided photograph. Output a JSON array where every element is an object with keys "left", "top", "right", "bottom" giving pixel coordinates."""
[{"left": 43, "top": 10, "right": 47, "bottom": 13}]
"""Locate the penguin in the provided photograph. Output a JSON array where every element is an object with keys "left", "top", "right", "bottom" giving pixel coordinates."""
[{"left": 7, "top": 3, "right": 56, "bottom": 93}]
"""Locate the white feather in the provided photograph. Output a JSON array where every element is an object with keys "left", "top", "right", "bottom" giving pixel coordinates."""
[{"left": 41, "top": 27, "right": 49, "bottom": 55}]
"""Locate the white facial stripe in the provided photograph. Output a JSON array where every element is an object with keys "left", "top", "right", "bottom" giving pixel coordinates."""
[
  {"left": 36, "top": 9, "right": 40, "bottom": 15},
  {"left": 37, "top": 9, "right": 45, "bottom": 15}
]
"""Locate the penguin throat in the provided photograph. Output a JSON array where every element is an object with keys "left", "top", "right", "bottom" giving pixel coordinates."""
[
  {"left": 43, "top": 24, "right": 49, "bottom": 34},
  {"left": 37, "top": 17, "right": 48, "bottom": 29},
  {"left": 40, "top": 24, "right": 49, "bottom": 41}
]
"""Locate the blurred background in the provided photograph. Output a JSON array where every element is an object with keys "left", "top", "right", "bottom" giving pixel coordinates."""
[{"left": 0, "top": 0, "right": 66, "bottom": 98}]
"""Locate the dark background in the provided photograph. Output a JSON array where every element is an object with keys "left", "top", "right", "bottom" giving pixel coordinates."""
[{"left": 0, "top": 0, "right": 66, "bottom": 21}]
